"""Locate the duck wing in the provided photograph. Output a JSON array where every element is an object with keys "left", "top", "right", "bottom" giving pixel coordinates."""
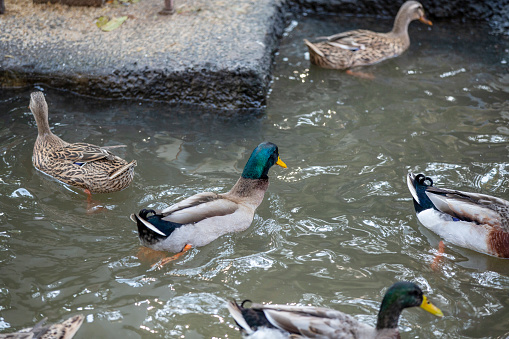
[
  {"left": 160, "top": 192, "right": 239, "bottom": 224},
  {"left": 254, "top": 304, "right": 373, "bottom": 337},
  {"left": 324, "top": 30, "right": 381, "bottom": 51},
  {"left": 55, "top": 142, "right": 117, "bottom": 163},
  {"left": 425, "top": 186, "right": 509, "bottom": 231}
]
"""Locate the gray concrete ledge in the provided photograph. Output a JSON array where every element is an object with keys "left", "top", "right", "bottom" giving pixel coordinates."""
[{"left": 0, "top": 0, "right": 285, "bottom": 110}]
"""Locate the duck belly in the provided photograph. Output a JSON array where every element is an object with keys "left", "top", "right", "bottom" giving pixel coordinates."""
[
  {"left": 416, "top": 209, "right": 490, "bottom": 255},
  {"left": 156, "top": 208, "right": 255, "bottom": 253}
]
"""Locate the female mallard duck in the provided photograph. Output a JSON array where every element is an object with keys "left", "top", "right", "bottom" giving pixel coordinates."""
[
  {"left": 130, "top": 142, "right": 287, "bottom": 259},
  {"left": 0, "top": 314, "right": 84, "bottom": 339},
  {"left": 30, "top": 91, "right": 136, "bottom": 194},
  {"left": 228, "top": 281, "right": 443, "bottom": 338},
  {"left": 407, "top": 173, "right": 509, "bottom": 258},
  {"left": 304, "top": 1, "right": 432, "bottom": 70}
]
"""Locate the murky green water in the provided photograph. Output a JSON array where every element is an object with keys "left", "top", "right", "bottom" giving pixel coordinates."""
[{"left": 1, "top": 15, "right": 509, "bottom": 338}]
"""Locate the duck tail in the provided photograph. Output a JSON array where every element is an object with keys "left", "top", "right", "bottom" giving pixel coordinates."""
[
  {"left": 53, "top": 315, "right": 84, "bottom": 339},
  {"left": 109, "top": 160, "right": 137, "bottom": 180},
  {"left": 227, "top": 300, "right": 278, "bottom": 334},
  {"left": 407, "top": 173, "right": 436, "bottom": 213},
  {"left": 131, "top": 209, "right": 168, "bottom": 236},
  {"left": 32, "top": 315, "right": 84, "bottom": 339},
  {"left": 303, "top": 39, "right": 325, "bottom": 58},
  {"left": 227, "top": 300, "right": 255, "bottom": 334},
  {"left": 130, "top": 209, "right": 184, "bottom": 245}
]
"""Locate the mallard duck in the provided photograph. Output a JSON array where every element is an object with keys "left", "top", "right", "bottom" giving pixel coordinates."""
[
  {"left": 29, "top": 91, "right": 136, "bottom": 194},
  {"left": 407, "top": 173, "right": 509, "bottom": 258},
  {"left": 228, "top": 281, "right": 443, "bottom": 338},
  {"left": 0, "top": 314, "right": 84, "bottom": 339},
  {"left": 304, "top": 1, "right": 432, "bottom": 70},
  {"left": 130, "top": 142, "right": 287, "bottom": 257}
]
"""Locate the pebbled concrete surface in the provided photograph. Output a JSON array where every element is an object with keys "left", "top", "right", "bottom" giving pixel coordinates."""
[{"left": 0, "top": 0, "right": 285, "bottom": 111}]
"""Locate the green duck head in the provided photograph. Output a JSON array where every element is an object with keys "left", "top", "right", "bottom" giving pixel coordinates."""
[
  {"left": 241, "top": 142, "right": 286, "bottom": 180},
  {"left": 376, "top": 282, "right": 443, "bottom": 330}
]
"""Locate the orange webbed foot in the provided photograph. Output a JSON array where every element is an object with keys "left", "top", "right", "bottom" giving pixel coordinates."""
[
  {"left": 137, "top": 247, "right": 168, "bottom": 264},
  {"left": 152, "top": 244, "right": 193, "bottom": 269},
  {"left": 431, "top": 240, "right": 445, "bottom": 272},
  {"left": 84, "top": 189, "right": 107, "bottom": 214},
  {"left": 346, "top": 69, "right": 375, "bottom": 80}
]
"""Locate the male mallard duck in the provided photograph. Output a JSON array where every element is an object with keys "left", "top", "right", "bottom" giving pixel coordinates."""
[
  {"left": 130, "top": 142, "right": 287, "bottom": 260},
  {"left": 228, "top": 281, "right": 443, "bottom": 338},
  {"left": 304, "top": 1, "right": 432, "bottom": 70},
  {"left": 0, "top": 314, "right": 84, "bottom": 339},
  {"left": 407, "top": 173, "right": 509, "bottom": 258},
  {"left": 29, "top": 91, "right": 136, "bottom": 194}
]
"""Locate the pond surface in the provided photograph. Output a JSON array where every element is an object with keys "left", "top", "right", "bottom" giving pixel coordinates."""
[{"left": 1, "top": 14, "right": 509, "bottom": 339}]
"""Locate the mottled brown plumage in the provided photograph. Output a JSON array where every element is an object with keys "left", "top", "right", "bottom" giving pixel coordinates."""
[
  {"left": 0, "top": 315, "right": 84, "bottom": 339},
  {"left": 304, "top": 1, "right": 432, "bottom": 70},
  {"left": 30, "top": 91, "right": 136, "bottom": 194}
]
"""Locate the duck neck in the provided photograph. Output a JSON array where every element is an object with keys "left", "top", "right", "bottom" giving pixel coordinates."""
[
  {"left": 33, "top": 110, "right": 53, "bottom": 136},
  {"left": 228, "top": 177, "right": 269, "bottom": 206},
  {"left": 376, "top": 302, "right": 402, "bottom": 330},
  {"left": 390, "top": 9, "right": 412, "bottom": 38}
]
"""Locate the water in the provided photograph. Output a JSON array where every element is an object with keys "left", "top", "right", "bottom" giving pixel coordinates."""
[{"left": 0, "top": 14, "right": 509, "bottom": 338}]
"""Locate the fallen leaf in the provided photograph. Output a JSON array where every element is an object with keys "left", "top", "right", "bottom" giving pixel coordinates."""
[
  {"left": 96, "top": 16, "right": 109, "bottom": 29},
  {"left": 99, "top": 16, "right": 128, "bottom": 32}
]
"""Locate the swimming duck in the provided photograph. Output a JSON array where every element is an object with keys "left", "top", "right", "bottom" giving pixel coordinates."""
[
  {"left": 304, "top": 1, "right": 432, "bottom": 70},
  {"left": 130, "top": 142, "right": 287, "bottom": 259},
  {"left": 228, "top": 281, "right": 443, "bottom": 338},
  {"left": 407, "top": 173, "right": 509, "bottom": 258},
  {"left": 0, "top": 314, "right": 84, "bottom": 339},
  {"left": 29, "top": 91, "right": 136, "bottom": 194}
]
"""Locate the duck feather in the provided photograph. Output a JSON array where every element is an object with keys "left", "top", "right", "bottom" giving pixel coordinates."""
[
  {"left": 425, "top": 187, "right": 506, "bottom": 228},
  {"left": 56, "top": 142, "right": 117, "bottom": 163},
  {"left": 160, "top": 192, "right": 238, "bottom": 225}
]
